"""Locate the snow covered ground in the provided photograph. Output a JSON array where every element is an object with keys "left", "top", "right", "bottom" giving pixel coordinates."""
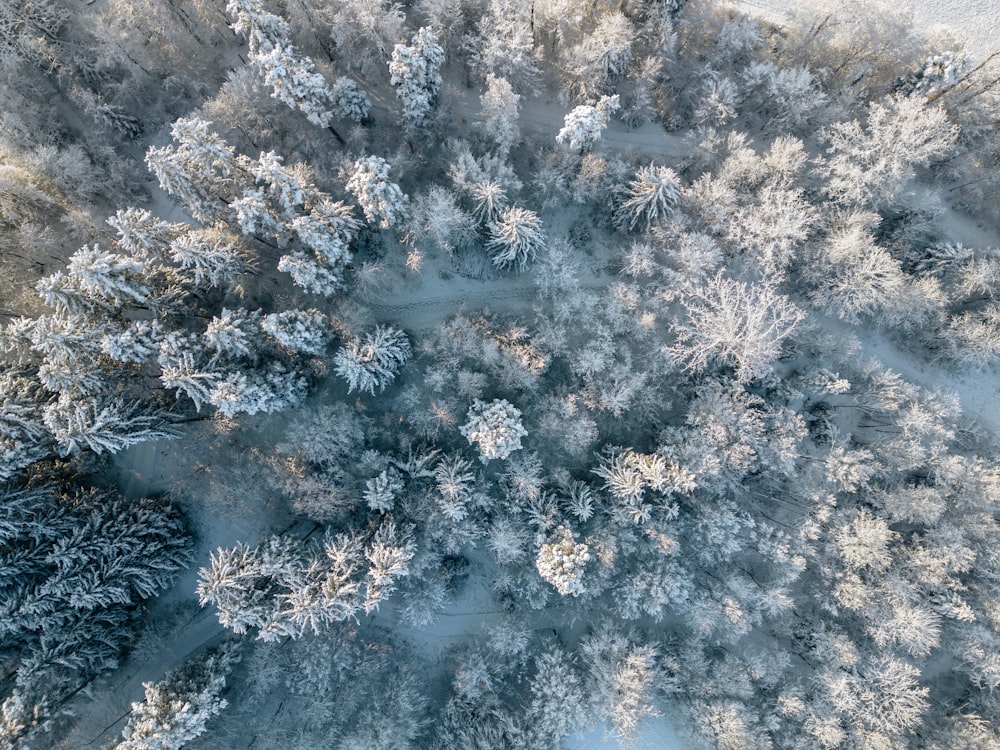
[{"left": 733, "top": 0, "right": 1000, "bottom": 58}]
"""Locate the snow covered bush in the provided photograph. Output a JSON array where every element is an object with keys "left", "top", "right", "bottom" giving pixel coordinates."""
[
  {"left": 346, "top": 155, "right": 407, "bottom": 228},
  {"left": 556, "top": 95, "right": 619, "bottom": 151},
  {"left": 389, "top": 27, "right": 445, "bottom": 124},
  {"left": 460, "top": 398, "right": 526, "bottom": 462},
  {"left": 486, "top": 206, "right": 545, "bottom": 270},
  {"left": 334, "top": 325, "right": 412, "bottom": 395},
  {"left": 535, "top": 526, "right": 589, "bottom": 596}
]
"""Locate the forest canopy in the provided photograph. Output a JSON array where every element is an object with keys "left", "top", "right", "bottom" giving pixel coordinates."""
[{"left": 1, "top": 0, "right": 1000, "bottom": 749}]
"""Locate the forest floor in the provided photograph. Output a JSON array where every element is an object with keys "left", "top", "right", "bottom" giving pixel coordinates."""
[{"left": 51, "top": 28, "right": 1000, "bottom": 750}]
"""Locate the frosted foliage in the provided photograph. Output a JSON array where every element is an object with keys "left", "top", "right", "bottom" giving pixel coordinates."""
[
  {"left": 232, "top": 188, "right": 281, "bottom": 236},
  {"left": 617, "top": 164, "right": 680, "bottom": 230},
  {"left": 486, "top": 206, "right": 545, "bottom": 270},
  {"left": 145, "top": 117, "right": 238, "bottom": 220},
  {"left": 389, "top": 27, "right": 445, "bottom": 124},
  {"left": 197, "top": 534, "right": 365, "bottom": 641},
  {"left": 895, "top": 51, "right": 971, "bottom": 98},
  {"left": 65, "top": 245, "right": 149, "bottom": 308},
  {"left": 529, "top": 649, "right": 588, "bottom": 741},
  {"left": 277, "top": 251, "right": 343, "bottom": 296},
  {"left": 556, "top": 95, "right": 619, "bottom": 151},
  {"left": 536, "top": 526, "right": 589, "bottom": 597},
  {"left": 331, "top": 77, "right": 371, "bottom": 123},
  {"left": 834, "top": 509, "right": 896, "bottom": 571},
  {"left": 101, "top": 320, "right": 161, "bottom": 363},
  {"left": 208, "top": 363, "right": 307, "bottom": 418},
  {"left": 260, "top": 310, "right": 329, "bottom": 355},
  {"left": 334, "top": 326, "right": 412, "bottom": 395},
  {"left": 226, "top": 0, "right": 289, "bottom": 55},
  {"left": 346, "top": 156, "right": 407, "bottom": 228},
  {"left": 252, "top": 150, "right": 305, "bottom": 217},
  {"left": 42, "top": 395, "right": 175, "bottom": 456},
  {"left": 169, "top": 231, "right": 246, "bottom": 288},
  {"left": 823, "top": 95, "right": 958, "bottom": 206},
  {"left": 480, "top": 74, "right": 520, "bottom": 153},
  {"left": 254, "top": 45, "right": 335, "bottom": 127},
  {"left": 106, "top": 207, "right": 184, "bottom": 260},
  {"left": 293, "top": 199, "right": 358, "bottom": 260},
  {"left": 460, "top": 398, "right": 526, "bottom": 462},
  {"left": 113, "top": 649, "right": 234, "bottom": 750},
  {"left": 671, "top": 273, "right": 805, "bottom": 383}
]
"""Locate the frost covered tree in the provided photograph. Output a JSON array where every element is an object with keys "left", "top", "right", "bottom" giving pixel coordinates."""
[
  {"left": 0, "top": 482, "right": 191, "bottom": 743},
  {"left": 536, "top": 526, "right": 589, "bottom": 596},
  {"left": 389, "top": 27, "right": 445, "bottom": 125},
  {"left": 563, "top": 11, "right": 635, "bottom": 100},
  {"left": 227, "top": 0, "right": 341, "bottom": 131},
  {"left": 283, "top": 197, "right": 361, "bottom": 295},
  {"left": 169, "top": 228, "right": 249, "bottom": 288},
  {"left": 527, "top": 647, "right": 589, "bottom": 744},
  {"left": 460, "top": 398, "right": 526, "bottom": 462},
  {"left": 106, "top": 207, "right": 185, "bottom": 261},
  {"left": 581, "top": 629, "right": 662, "bottom": 744},
  {"left": 253, "top": 44, "right": 337, "bottom": 128},
  {"left": 334, "top": 325, "right": 412, "bottom": 395},
  {"left": 486, "top": 206, "right": 545, "bottom": 270},
  {"left": 42, "top": 395, "right": 177, "bottom": 456},
  {"left": 466, "top": 0, "right": 539, "bottom": 92},
  {"left": 113, "top": 646, "right": 236, "bottom": 750},
  {"left": 62, "top": 244, "right": 150, "bottom": 309},
  {"left": 671, "top": 273, "right": 805, "bottom": 383},
  {"left": 616, "top": 164, "right": 681, "bottom": 231},
  {"left": 198, "top": 524, "right": 412, "bottom": 640},
  {"left": 346, "top": 155, "right": 407, "bottom": 228},
  {"left": 261, "top": 310, "right": 329, "bottom": 356},
  {"left": 331, "top": 76, "right": 371, "bottom": 123},
  {"left": 406, "top": 186, "right": 476, "bottom": 255},
  {"left": 146, "top": 117, "right": 246, "bottom": 222},
  {"left": 821, "top": 94, "right": 959, "bottom": 206},
  {"left": 556, "top": 95, "right": 619, "bottom": 151},
  {"left": 480, "top": 74, "right": 520, "bottom": 154}
]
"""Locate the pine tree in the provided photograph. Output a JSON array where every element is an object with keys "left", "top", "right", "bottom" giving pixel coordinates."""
[
  {"left": 260, "top": 310, "right": 329, "bottom": 356},
  {"left": 253, "top": 44, "right": 337, "bottom": 128},
  {"left": 389, "top": 27, "right": 445, "bottom": 125},
  {"left": 168, "top": 228, "right": 249, "bottom": 288},
  {"left": 0, "top": 483, "right": 191, "bottom": 743},
  {"left": 334, "top": 325, "right": 412, "bottom": 395},
  {"left": 113, "top": 646, "right": 237, "bottom": 750},
  {"left": 42, "top": 395, "right": 177, "bottom": 456},
  {"left": 331, "top": 76, "right": 372, "bottom": 123},
  {"left": 616, "top": 164, "right": 681, "bottom": 231},
  {"left": 486, "top": 206, "right": 545, "bottom": 271},
  {"left": 145, "top": 117, "right": 246, "bottom": 222},
  {"left": 346, "top": 155, "right": 408, "bottom": 228}
]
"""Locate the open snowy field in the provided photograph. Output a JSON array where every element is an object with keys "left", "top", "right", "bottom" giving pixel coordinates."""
[{"left": 734, "top": 0, "right": 1000, "bottom": 58}]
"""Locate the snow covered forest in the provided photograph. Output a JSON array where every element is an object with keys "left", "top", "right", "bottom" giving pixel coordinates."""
[{"left": 2, "top": 0, "right": 1000, "bottom": 748}]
